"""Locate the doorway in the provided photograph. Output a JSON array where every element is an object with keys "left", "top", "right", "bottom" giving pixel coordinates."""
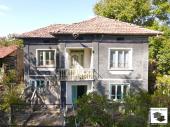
[
  {"left": 70, "top": 50, "right": 84, "bottom": 68},
  {"left": 72, "top": 85, "right": 87, "bottom": 104}
]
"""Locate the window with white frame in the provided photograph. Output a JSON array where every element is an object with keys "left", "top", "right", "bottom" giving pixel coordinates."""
[
  {"left": 37, "top": 50, "right": 56, "bottom": 67},
  {"left": 30, "top": 79, "right": 48, "bottom": 88},
  {"left": 109, "top": 49, "right": 132, "bottom": 69},
  {"left": 29, "top": 79, "right": 50, "bottom": 93},
  {"left": 110, "top": 84, "right": 130, "bottom": 100}
]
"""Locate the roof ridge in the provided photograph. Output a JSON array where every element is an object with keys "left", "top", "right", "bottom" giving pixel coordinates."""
[{"left": 55, "top": 17, "right": 97, "bottom": 33}]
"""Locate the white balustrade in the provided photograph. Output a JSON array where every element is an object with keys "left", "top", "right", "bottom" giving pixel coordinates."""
[{"left": 57, "top": 69, "right": 93, "bottom": 81}]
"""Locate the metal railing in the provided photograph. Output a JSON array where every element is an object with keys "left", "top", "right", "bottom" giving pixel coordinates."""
[{"left": 57, "top": 68, "right": 94, "bottom": 81}]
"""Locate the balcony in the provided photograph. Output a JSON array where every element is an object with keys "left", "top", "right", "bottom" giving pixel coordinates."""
[{"left": 57, "top": 69, "right": 94, "bottom": 81}]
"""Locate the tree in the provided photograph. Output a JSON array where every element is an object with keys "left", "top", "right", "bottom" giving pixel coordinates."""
[
  {"left": 94, "top": 0, "right": 170, "bottom": 26},
  {"left": 0, "top": 70, "right": 24, "bottom": 111},
  {"left": 94, "top": 0, "right": 150, "bottom": 25},
  {"left": 0, "top": 36, "right": 23, "bottom": 47},
  {"left": 149, "top": 25, "right": 170, "bottom": 74}
]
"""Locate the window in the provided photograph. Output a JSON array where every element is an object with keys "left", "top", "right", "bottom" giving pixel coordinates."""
[
  {"left": 37, "top": 50, "right": 56, "bottom": 67},
  {"left": 110, "top": 84, "right": 130, "bottom": 100},
  {"left": 29, "top": 79, "right": 50, "bottom": 93},
  {"left": 109, "top": 49, "right": 132, "bottom": 69},
  {"left": 30, "top": 79, "right": 47, "bottom": 88}
]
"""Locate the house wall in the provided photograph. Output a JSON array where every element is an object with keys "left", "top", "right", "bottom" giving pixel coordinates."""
[
  {"left": 97, "top": 42, "right": 148, "bottom": 89},
  {"left": 23, "top": 35, "right": 148, "bottom": 104}
]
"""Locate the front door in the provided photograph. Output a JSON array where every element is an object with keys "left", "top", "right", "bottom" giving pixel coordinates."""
[
  {"left": 72, "top": 85, "right": 87, "bottom": 104},
  {"left": 70, "top": 51, "right": 84, "bottom": 69}
]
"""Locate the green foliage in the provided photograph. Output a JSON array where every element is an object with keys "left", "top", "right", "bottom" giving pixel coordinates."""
[
  {"left": 0, "top": 37, "right": 23, "bottom": 47},
  {"left": 94, "top": 0, "right": 170, "bottom": 26},
  {"left": 68, "top": 90, "right": 170, "bottom": 126},
  {"left": 149, "top": 26, "right": 170, "bottom": 75},
  {"left": 124, "top": 91, "right": 151, "bottom": 119},
  {"left": 156, "top": 75, "right": 170, "bottom": 91},
  {"left": 0, "top": 70, "right": 25, "bottom": 112},
  {"left": 67, "top": 92, "right": 122, "bottom": 127},
  {"left": 94, "top": 0, "right": 150, "bottom": 25},
  {"left": 117, "top": 115, "right": 147, "bottom": 127}
]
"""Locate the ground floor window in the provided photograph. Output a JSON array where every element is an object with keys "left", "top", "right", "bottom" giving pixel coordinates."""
[
  {"left": 29, "top": 79, "right": 50, "bottom": 93},
  {"left": 110, "top": 84, "right": 130, "bottom": 100}
]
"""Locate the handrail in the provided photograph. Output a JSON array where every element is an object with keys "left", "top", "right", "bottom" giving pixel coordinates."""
[
  {"left": 31, "top": 89, "right": 37, "bottom": 103},
  {"left": 57, "top": 68, "right": 94, "bottom": 81}
]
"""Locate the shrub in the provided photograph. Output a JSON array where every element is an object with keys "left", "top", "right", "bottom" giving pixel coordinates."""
[
  {"left": 67, "top": 92, "right": 122, "bottom": 127},
  {"left": 0, "top": 70, "right": 25, "bottom": 112},
  {"left": 117, "top": 115, "right": 147, "bottom": 127}
]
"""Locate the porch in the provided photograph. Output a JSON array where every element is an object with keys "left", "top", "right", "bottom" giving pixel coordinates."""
[{"left": 58, "top": 47, "right": 94, "bottom": 81}]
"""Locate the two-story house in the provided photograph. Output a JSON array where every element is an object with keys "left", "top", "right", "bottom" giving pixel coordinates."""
[{"left": 17, "top": 16, "right": 161, "bottom": 106}]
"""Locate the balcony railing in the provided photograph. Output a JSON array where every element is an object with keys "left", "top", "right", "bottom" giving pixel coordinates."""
[{"left": 57, "top": 69, "right": 94, "bottom": 81}]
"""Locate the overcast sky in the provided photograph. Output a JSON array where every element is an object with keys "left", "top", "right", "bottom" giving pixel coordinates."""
[{"left": 0, "top": 0, "right": 97, "bottom": 37}]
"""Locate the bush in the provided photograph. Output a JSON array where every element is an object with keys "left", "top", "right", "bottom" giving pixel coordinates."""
[
  {"left": 0, "top": 70, "right": 25, "bottom": 112},
  {"left": 67, "top": 89, "right": 170, "bottom": 126},
  {"left": 67, "top": 92, "right": 122, "bottom": 127},
  {"left": 117, "top": 115, "right": 147, "bottom": 127},
  {"left": 124, "top": 91, "right": 151, "bottom": 119}
]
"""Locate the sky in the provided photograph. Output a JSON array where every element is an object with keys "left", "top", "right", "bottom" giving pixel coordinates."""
[{"left": 0, "top": 0, "right": 97, "bottom": 37}]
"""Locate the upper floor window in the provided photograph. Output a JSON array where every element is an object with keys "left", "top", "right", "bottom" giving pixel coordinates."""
[
  {"left": 36, "top": 49, "right": 56, "bottom": 67},
  {"left": 109, "top": 48, "right": 132, "bottom": 69},
  {"left": 110, "top": 84, "right": 130, "bottom": 100}
]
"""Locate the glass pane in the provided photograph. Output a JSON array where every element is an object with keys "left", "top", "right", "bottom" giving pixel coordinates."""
[
  {"left": 51, "top": 51, "right": 55, "bottom": 60},
  {"left": 40, "top": 80, "right": 45, "bottom": 88},
  {"left": 46, "top": 51, "right": 50, "bottom": 65},
  {"left": 46, "top": 51, "right": 49, "bottom": 60},
  {"left": 111, "top": 85, "right": 115, "bottom": 99},
  {"left": 117, "top": 85, "right": 122, "bottom": 99},
  {"left": 118, "top": 51, "right": 124, "bottom": 68},
  {"left": 37, "top": 80, "right": 40, "bottom": 88},
  {"left": 124, "top": 51, "right": 129, "bottom": 68},
  {"left": 110, "top": 51, "right": 116, "bottom": 68},
  {"left": 38, "top": 51, "right": 43, "bottom": 66},
  {"left": 31, "top": 80, "right": 35, "bottom": 86}
]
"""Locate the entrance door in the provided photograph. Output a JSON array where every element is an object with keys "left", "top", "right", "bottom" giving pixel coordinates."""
[
  {"left": 72, "top": 85, "right": 87, "bottom": 104},
  {"left": 70, "top": 51, "right": 84, "bottom": 68}
]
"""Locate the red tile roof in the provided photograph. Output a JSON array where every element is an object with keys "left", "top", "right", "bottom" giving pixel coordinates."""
[
  {"left": 0, "top": 45, "right": 18, "bottom": 58},
  {"left": 17, "top": 24, "right": 67, "bottom": 38},
  {"left": 53, "top": 16, "right": 162, "bottom": 35},
  {"left": 17, "top": 16, "right": 162, "bottom": 38}
]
